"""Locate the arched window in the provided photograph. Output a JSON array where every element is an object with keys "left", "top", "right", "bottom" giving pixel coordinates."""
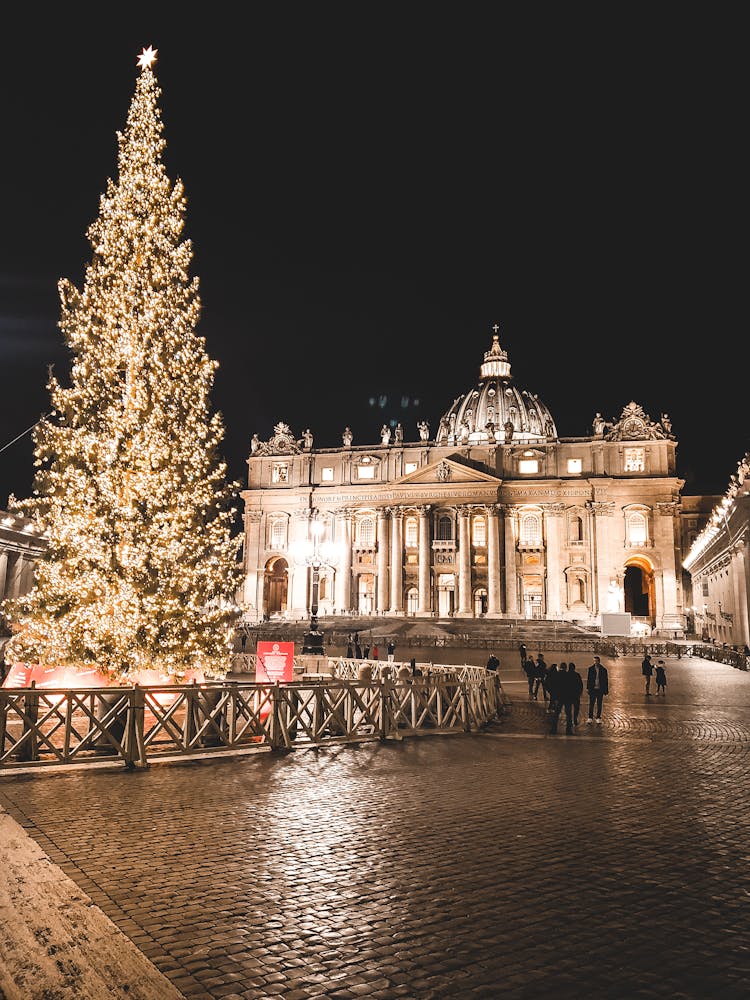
[
  {"left": 626, "top": 510, "right": 648, "bottom": 546},
  {"left": 406, "top": 587, "right": 419, "bottom": 614},
  {"left": 270, "top": 518, "right": 286, "bottom": 550},
  {"left": 569, "top": 514, "right": 583, "bottom": 543},
  {"left": 472, "top": 516, "right": 487, "bottom": 547},
  {"left": 437, "top": 515, "right": 453, "bottom": 541},
  {"left": 357, "top": 516, "right": 375, "bottom": 547},
  {"left": 521, "top": 514, "right": 541, "bottom": 546},
  {"left": 405, "top": 516, "right": 418, "bottom": 548}
]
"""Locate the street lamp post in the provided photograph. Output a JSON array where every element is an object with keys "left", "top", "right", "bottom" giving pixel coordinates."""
[
  {"left": 292, "top": 510, "right": 338, "bottom": 656},
  {"left": 303, "top": 555, "right": 325, "bottom": 655}
]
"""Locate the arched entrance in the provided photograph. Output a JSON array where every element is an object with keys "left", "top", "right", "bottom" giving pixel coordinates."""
[
  {"left": 623, "top": 558, "right": 655, "bottom": 625},
  {"left": 263, "top": 557, "right": 289, "bottom": 619}
]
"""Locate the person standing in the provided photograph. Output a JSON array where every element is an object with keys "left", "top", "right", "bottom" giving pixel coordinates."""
[
  {"left": 545, "top": 663, "right": 561, "bottom": 717},
  {"left": 486, "top": 652, "right": 500, "bottom": 672},
  {"left": 641, "top": 653, "right": 654, "bottom": 695},
  {"left": 523, "top": 656, "right": 536, "bottom": 697},
  {"left": 533, "top": 656, "right": 548, "bottom": 703},
  {"left": 549, "top": 663, "right": 567, "bottom": 733},
  {"left": 567, "top": 661, "right": 583, "bottom": 726},
  {"left": 518, "top": 642, "right": 528, "bottom": 669},
  {"left": 387, "top": 640, "right": 396, "bottom": 662},
  {"left": 655, "top": 660, "right": 667, "bottom": 695},
  {"left": 586, "top": 655, "right": 609, "bottom": 724},
  {"left": 372, "top": 643, "right": 379, "bottom": 661}
]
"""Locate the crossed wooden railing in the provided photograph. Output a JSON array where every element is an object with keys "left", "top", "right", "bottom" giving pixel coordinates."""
[{"left": 0, "top": 663, "right": 505, "bottom": 772}]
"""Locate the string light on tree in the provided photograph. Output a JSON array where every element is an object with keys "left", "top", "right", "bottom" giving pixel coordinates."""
[{"left": 3, "top": 48, "right": 243, "bottom": 681}]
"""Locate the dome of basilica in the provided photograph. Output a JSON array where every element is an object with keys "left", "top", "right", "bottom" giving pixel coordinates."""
[{"left": 435, "top": 330, "right": 558, "bottom": 446}]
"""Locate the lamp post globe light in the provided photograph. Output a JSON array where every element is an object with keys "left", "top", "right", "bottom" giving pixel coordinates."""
[{"left": 291, "top": 510, "right": 339, "bottom": 655}]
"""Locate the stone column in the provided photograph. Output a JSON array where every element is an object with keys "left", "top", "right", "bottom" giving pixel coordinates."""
[
  {"left": 417, "top": 505, "right": 432, "bottom": 616},
  {"left": 656, "top": 500, "right": 684, "bottom": 631},
  {"left": 389, "top": 508, "right": 404, "bottom": 613},
  {"left": 6, "top": 554, "right": 22, "bottom": 600},
  {"left": 334, "top": 510, "right": 353, "bottom": 614},
  {"left": 242, "top": 511, "right": 263, "bottom": 620},
  {"left": 377, "top": 509, "right": 390, "bottom": 613},
  {"left": 290, "top": 511, "right": 312, "bottom": 619},
  {"left": 734, "top": 549, "right": 750, "bottom": 646},
  {"left": 543, "top": 504, "right": 564, "bottom": 617},
  {"left": 587, "top": 501, "right": 615, "bottom": 616},
  {"left": 456, "top": 506, "right": 472, "bottom": 616},
  {"left": 486, "top": 505, "right": 502, "bottom": 617},
  {"left": 503, "top": 505, "right": 519, "bottom": 616},
  {"left": 0, "top": 550, "right": 7, "bottom": 603}
]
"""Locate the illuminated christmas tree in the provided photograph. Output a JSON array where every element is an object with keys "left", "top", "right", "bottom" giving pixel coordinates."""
[{"left": 4, "top": 47, "right": 243, "bottom": 680}]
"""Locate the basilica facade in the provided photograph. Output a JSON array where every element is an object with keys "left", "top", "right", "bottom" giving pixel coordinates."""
[{"left": 241, "top": 332, "right": 714, "bottom": 636}]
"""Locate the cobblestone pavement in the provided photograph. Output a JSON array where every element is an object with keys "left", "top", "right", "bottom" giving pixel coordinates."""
[{"left": 2, "top": 652, "right": 750, "bottom": 999}]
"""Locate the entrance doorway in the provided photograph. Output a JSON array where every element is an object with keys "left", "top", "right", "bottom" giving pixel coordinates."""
[
  {"left": 263, "top": 557, "right": 289, "bottom": 618},
  {"left": 623, "top": 561, "right": 655, "bottom": 622}
]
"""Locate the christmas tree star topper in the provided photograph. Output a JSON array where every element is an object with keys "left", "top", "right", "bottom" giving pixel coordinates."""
[{"left": 137, "top": 45, "right": 158, "bottom": 70}]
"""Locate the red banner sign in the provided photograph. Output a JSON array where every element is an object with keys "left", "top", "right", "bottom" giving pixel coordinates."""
[{"left": 255, "top": 641, "right": 295, "bottom": 684}]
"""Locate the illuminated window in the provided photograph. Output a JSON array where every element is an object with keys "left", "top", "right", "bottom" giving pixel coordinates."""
[
  {"left": 357, "top": 464, "right": 375, "bottom": 479},
  {"left": 270, "top": 519, "right": 286, "bottom": 550},
  {"left": 519, "top": 456, "right": 539, "bottom": 474},
  {"left": 437, "top": 515, "right": 453, "bottom": 540},
  {"left": 626, "top": 510, "right": 648, "bottom": 545},
  {"left": 472, "top": 516, "right": 486, "bottom": 547},
  {"left": 272, "top": 463, "right": 288, "bottom": 483},
  {"left": 405, "top": 517, "right": 418, "bottom": 547},
  {"left": 405, "top": 461, "right": 418, "bottom": 474},
  {"left": 321, "top": 467, "right": 334, "bottom": 481},
  {"left": 357, "top": 517, "right": 375, "bottom": 547},
  {"left": 624, "top": 448, "right": 645, "bottom": 472},
  {"left": 521, "top": 514, "right": 541, "bottom": 546},
  {"left": 567, "top": 458, "right": 582, "bottom": 474}
]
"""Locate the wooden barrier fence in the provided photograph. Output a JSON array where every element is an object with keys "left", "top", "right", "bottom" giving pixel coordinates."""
[{"left": 0, "top": 663, "right": 505, "bottom": 772}]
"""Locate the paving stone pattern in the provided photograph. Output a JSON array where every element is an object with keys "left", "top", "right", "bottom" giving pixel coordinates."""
[{"left": 2, "top": 653, "right": 750, "bottom": 999}]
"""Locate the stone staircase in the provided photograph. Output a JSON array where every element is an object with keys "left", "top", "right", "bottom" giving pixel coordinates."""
[{"left": 239, "top": 615, "right": 611, "bottom": 657}]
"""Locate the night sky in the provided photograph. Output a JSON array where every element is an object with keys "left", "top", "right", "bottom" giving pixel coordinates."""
[{"left": 1, "top": 13, "right": 744, "bottom": 511}]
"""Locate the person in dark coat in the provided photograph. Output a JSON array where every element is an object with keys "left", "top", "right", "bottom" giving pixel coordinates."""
[
  {"left": 518, "top": 642, "right": 528, "bottom": 669},
  {"left": 586, "top": 655, "right": 609, "bottom": 724},
  {"left": 523, "top": 656, "right": 536, "bottom": 697},
  {"left": 655, "top": 660, "right": 667, "bottom": 695},
  {"left": 567, "top": 661, "right": 584, "bottom": 726},
  {"left": 641, "top": 653, "right": 654, "bottom": 695},
  {"left": 549, "top": 663, "right": 567, "bottom": 733},
  {"left": 545, "top": 663, "right": 561, "bottom": 717},
  {"left": 533, "top": 655, "right": 548, "bottom": 702},
  {"left": 486, "top": 652, "right": 500, "bottom": 672}
]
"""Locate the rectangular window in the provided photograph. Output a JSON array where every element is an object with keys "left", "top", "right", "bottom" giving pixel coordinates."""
[
  {"left": 272, "top": 463, "right": 289, "bottom": 483},
  {"left": 404, "top": 461, "right": 418, "bottom": 474},
  {"left": 624, "top": 448, "right": 645, "bottom": 472},
  {"left": 567, "top": 458, "right": 582, "bottom": 474},
  {"left": 519, "top": 459, "right": 539, "bottom": 474},
  {"left": 357, "top": 465, "right": 375, "bottom": 479},
  {"left": 321, "top": 467, "right": 334, "bottom": 481}
]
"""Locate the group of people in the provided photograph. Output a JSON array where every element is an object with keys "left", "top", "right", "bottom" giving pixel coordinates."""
[
  {"left": 641, "top": 653, "right": 667, "bottom": 695},
  {"left": 521, "top": 647, "right": 609, "bottom": 732},
  {"left": 345, "top": 633, "right": 396, "bottom": 662}
]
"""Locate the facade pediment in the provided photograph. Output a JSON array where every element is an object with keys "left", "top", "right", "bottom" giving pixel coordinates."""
[{"left": 396, "top": 457, "right": 501, "bottom": 486}]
